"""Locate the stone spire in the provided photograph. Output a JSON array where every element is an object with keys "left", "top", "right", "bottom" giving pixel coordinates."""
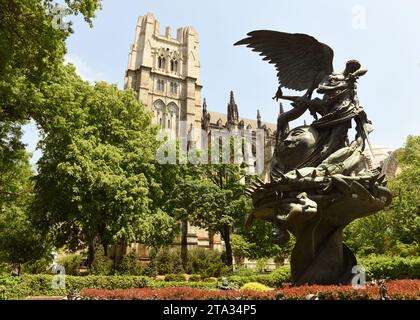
[
  {"left": 279, "top": 102, "right": 289, "bottom": 135},
  {"left": 201, "top": 98, "right": 210, "bottom": 132},
  {"left": 227, "top": 91, "right": 239, "bottom": 126},
  {"left": 257, "top": 109, "right": 262, "bottom": 129}
]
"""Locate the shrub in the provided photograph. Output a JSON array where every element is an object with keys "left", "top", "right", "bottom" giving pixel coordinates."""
[
  {"left": 228, "top": 265, "right": 291, "bottom": 288},
  {"left": 0, "top": 274, "right": 224, "bottom": 299},
  {"left": 116, "top": 252, "right": 143, "bottom": 276},
  {"left": 164, "top": 274, "right": 186, "bottom": 282},
  {"left": 228, "top": 256, "right": 420, "bottom": 288},
  {"left": 269, "top": 265, "right": 292, "bottom": 287},
  {"left": 188, "top": 274, "right": 201, "bottom": 282},
  {"left": 0, "top": 276, "right": 25, "bottom": 300},
  {"left": 90, "top": 247, "right": 113, "bottom": 275},
  {"left": 240, "top": 282, "right": 272, "bottom": 292},
  {"left": 386, "top": 241, "right": 419, "bottom": 257},
  {"left": 21, "top": 258, "right": 51, "bottom": 274},
  {"left": 186, "top": 248, "right": 230, "bottom": 278},
  {"left": 255, "top": 258, "right": 270, "bottom": 273},
  {"left": 149, "top": 281, "right": 217, "bottom": 290},
  {"left": 144, "top": 248, "right": 184, "bottom": 276},
  {"left": 227, "top": 256, "right": 420, "bottom": 288},
  {"left": 0, "top": 263, "right": 12, "bottom": 275},
  {"left": 231, "top": 234, "right": 252, "bottom": 266},
  {"left": 359, "top": 255, "right": 420, "bottom": 280},
  {"left": 228, "top": 274, "right": 271, "bottom": 287},
  {"left": 0, "top": 274, "right": 153, "bottom": 299},
  {"left": 234, "top": 266, "right": 256, "bottom": 277},
  {"left": 143, "top": 248, "right": 230, "bottom": 278},
  {"left": 59, "top": 254, "right": 82, "bottom": 276}
]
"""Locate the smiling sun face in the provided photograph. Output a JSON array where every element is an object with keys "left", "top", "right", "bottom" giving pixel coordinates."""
[{"left": 277, "top": 126, "right": 319, "bottom": 169}]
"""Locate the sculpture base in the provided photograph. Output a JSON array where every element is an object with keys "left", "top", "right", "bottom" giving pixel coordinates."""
[{"left": 291, "top": 227, "right": 357, "bottom": 285}]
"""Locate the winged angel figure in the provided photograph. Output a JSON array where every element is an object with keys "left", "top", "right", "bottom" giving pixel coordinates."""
[
  {"left": 235, "top": 31, "right": 372, "bottom": 171},
  {"left": 235, "top": 31, "right": 392, "bottom": 285}
]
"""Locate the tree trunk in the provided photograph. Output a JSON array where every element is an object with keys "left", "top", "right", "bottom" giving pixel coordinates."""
[
  {"left": 209, "top": 231, "right": 214, "bottom": 250},
  {"left": 87, "top": 235, "right": 99, "bottom": 267},
  {"left": 181, "top": 218, "right": 188, "bottom": 270},
  {"left": 221, "top": 224, "right": 233, "bottom": 266},
  {"left": 87, "top": 243, "right": 95, "bottom": 268}
]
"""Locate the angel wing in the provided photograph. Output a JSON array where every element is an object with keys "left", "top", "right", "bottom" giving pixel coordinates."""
[{"left": 234, "top": 31, "right": 334, "bottom": 92}]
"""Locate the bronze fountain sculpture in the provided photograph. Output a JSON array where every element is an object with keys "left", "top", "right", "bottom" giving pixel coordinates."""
[{"left": 235, "top": 31, "right": 392, "bottom": 285}]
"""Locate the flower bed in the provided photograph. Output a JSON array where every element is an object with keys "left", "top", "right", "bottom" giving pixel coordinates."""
[{"left": 80, "top": 279, "right": 420, "bottom": 300}]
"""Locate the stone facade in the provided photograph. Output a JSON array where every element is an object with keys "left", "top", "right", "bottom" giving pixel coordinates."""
[
  {"left": 202, "top": 92, "right": 277, "bottom": 182},
  {"left": 121, "top": 13, "right": 279, "bottom": 261},
  {"left": 360, "top": 146, "right": 399, "bottom": 176}
]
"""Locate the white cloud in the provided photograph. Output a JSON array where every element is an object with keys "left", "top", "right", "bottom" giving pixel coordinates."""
[{"left": 64, "top": 54, "right": 106, "bottom": 83}]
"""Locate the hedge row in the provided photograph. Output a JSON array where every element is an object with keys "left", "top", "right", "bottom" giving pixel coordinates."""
[
  {"left": 1, "top": 255, "right": 419, "bottom": 299},
  {"left": 0, "top": 275, "right": 219, "bottom": 300},
  {"left": 228, "top": 255, "right": 420, "bottom": 286},
  {"left": 228, "top": 266, "right": 292, "bottom": 287},
  {"left": 359, "top": 255, "right": 420, "bottom": 280}
]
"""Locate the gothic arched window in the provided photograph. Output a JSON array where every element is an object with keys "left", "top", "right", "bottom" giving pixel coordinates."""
[
  {"left": 170, "top": 82, "right": 178, "bottom": 94},
  {"left": 158, "top": 56, "right": 166, "bottom": 70},
  {"left": 167, "top": 103, "right": 179, "bottom": 137},
  {"left": 157, "top": 79, "right": 165, "bottom": 92},
  {"left": 153, "top": 100, "right": 166, "bottom": 128},
  {"left": 170, "top": 59, "right": 178, "bottom": 72}
]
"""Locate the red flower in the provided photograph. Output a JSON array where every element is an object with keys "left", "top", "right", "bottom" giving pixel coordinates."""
[{"left": 79, "top": 280, "right": 420, "bottom": 300}]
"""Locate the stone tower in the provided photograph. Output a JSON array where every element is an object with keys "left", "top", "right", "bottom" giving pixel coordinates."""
[{"left": 124, "top": 13, "right": 202, "bottom": 140}]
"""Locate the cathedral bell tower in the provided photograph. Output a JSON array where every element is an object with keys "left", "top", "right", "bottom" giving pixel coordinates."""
[{"left": 124, "top": 13, "right": 202, "bottom": 143}]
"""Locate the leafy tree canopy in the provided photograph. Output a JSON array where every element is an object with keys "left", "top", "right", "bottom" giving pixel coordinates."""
[
  {"left": 344, "top": 135, "right": 420, "bottom": 256},
  {"left": 0, "top": 126, "right": 51, "bottom": 271},
  {"left": 31, "top": 65, "right": 178, "bottom": 257},
  {"left": 0, "top": 0, "right": 101, "bottom": 122}
]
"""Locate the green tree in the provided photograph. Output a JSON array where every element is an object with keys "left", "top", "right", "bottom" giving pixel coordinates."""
[
  {"left": 31, "top": 66, "right": 178, "bottom": 265},
  {"left": 387, "top": 135, "right": 420, "bottom": 247},
  {"left": 343, "top": 211, "right": 391, "bottom": 255},
  {"left": 231, "top": 234, "right": 252, "bottom": 266},
  {"left": 0, "top": 124, "right": 51, "bottom": 274},
  {"left": 116, "top": 251, "right": 143, "bottom": 275},
  {"left": 232, "top": 221, "right": 295, "bottom": 265},
  {"left": 186, "top": 163, "right": 252, "bottom": 267},
  {"left": 0, "top": 0, "right": 101, "bottom": 122},
  {"left": 0, "top": 0, "right": 101, "bottom": 272},
  {"left": 166, "top": 161, "right": 203, "bottom": 269},
  {"left": 344, "top": 135, "right": 420, "bottom": 256}
]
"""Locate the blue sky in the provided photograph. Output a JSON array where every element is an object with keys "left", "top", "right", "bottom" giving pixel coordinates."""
[{"left": 23, "top": 0, "right": 420, "bottom": 163}]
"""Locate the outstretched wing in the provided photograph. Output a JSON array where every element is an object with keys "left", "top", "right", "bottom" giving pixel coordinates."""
[{"left": 235, "top": 30, "right": 334, "bottom": 92}]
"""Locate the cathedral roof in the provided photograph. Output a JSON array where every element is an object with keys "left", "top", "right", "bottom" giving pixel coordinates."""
[{"left": 207, "top": 111, "right": 277, "bottom": 132}]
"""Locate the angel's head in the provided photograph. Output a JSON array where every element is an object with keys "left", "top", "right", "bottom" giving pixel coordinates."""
[{"left": 343, "top": 60, "right": 361, "bottom": 76}]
